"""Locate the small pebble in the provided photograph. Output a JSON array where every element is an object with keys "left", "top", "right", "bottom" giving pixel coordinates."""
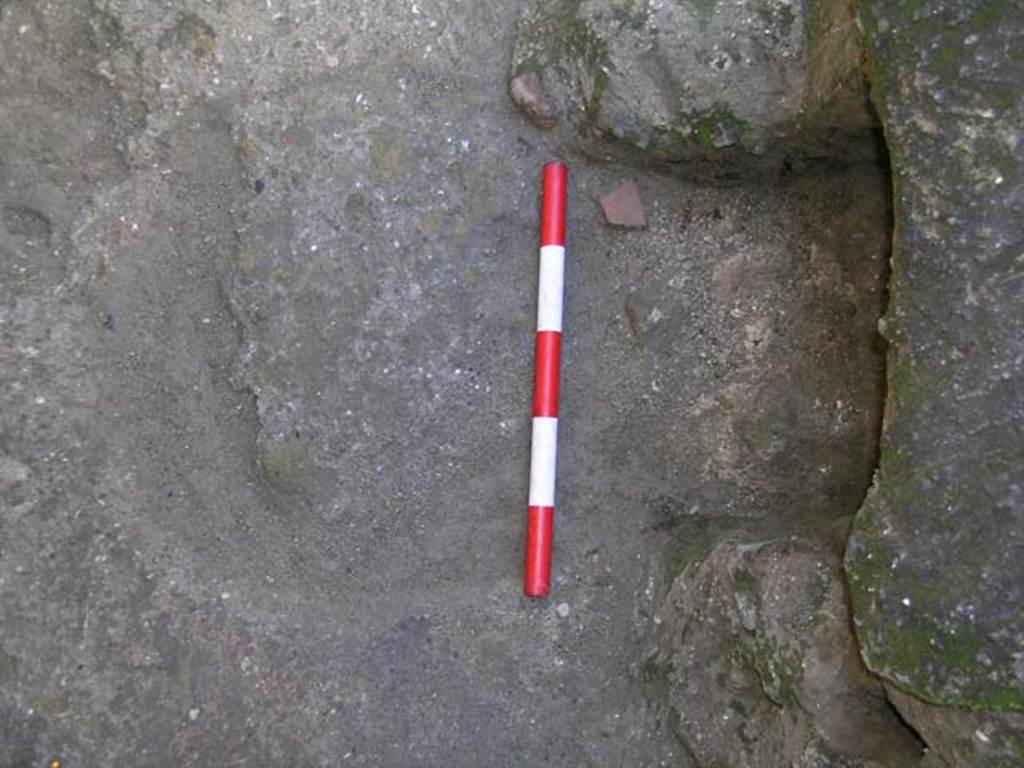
[
  {"left": 508, "top": 72, "right": 557, "bottom": 130},
  {"left": 556, "top": 602, "right": 570, "bottom": 618}
]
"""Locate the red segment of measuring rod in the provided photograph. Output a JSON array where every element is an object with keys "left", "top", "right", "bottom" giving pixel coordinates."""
[
  {"left": 525, "top": 505, "right": 554, "bottom": 597},
  {"left": 540, "top": 162, "right": 568, "bottom": 247},
  {"left": 533, "top": 331, "right": 562, "bottom": 418}
]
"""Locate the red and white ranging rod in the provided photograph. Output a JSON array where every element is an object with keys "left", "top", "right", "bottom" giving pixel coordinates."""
[{"left": 525, "top": 162, "right": 567, "bottom": 598}]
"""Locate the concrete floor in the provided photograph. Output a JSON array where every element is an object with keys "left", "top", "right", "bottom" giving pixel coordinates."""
[{"left": 0, "top": 1, "right": 889, "bottom": 765}]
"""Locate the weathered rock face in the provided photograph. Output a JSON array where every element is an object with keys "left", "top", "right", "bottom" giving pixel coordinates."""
[
  {"left": 886, "top": 686, "right": 1024, "bottom": 768},
  {"left": 844, "top": 0, "right": 1024, "bottom": 764},
  {"left": 647, "top": 535, "right": 923, "bottom": 767},
  {"left": 510, "top": 0, "right": 873, "bottom": 162}
]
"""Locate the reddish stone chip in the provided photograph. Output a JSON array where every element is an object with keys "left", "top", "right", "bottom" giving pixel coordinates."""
[
  {"left": 508, "top": 72, "right": 557, "bottom": 130},
  {"left": 599, "top": 180, "right": 646, "bottom": 228}
]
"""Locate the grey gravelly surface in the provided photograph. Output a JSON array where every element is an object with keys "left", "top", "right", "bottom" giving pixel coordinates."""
[{"left": 0, "top": 0, "right": 888, "bottom": 765}]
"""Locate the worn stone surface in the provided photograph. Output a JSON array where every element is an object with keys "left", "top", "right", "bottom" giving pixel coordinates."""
[
  {"left": 886, "top": 686, "right": 1024, "bottom": 768},
  {"left": 510, "top": 0, "right": 874, "bottom": 163},
  {"left": 0, "top": 0, "right": 896, "bottom": 764},
  {"left": 844, "top": 0, "right": 1024, "bottom": 736},
  {"left": 646, "top": 533, "right": 923, "bottom": 767}
]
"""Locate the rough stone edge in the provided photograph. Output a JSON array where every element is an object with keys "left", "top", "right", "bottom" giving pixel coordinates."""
[
  {"left": 508, "top": 0, "right": 880, "bottom": 169},
  {"left": 842, "top": 0, "right": 1024, "bottom": 724}
]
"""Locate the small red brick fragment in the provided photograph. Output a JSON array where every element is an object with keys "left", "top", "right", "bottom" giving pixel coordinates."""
[{"left": 599, "top": 180, "right": 646, "bottom": 228}]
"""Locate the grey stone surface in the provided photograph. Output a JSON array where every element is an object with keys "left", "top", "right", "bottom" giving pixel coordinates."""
[
  {"left": 510, "top": 0, "right": 873, "bottom": 163},
  {"left": 844, "top": 0, "right": 1024, "bottom": 763},
  {"left": 0, "top": 0, "right": 895, "bottom": 765},
  {"left": 646, "top": 533, "right": 923, "bottom": 768},
  {"left": 886, "top": 686, "right": 1024, "bottom": 768},
  {"left": 844, "top": 0, "right": 1024, "bottom": 734}
]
